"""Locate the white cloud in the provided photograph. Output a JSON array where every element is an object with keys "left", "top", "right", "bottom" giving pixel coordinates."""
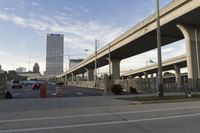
[
  {"left": 80, "top": 7, "right": 89, "bottom": 13},
  {"left": 19, "top": 41, "right": 27, "bottom": 49},
  {"left": 0, "top": 12, "right": 124, "bottom": 47},
  {"left": 0, "top": 14, "right": 9, "bottom": 20},
  {"left": 64, "top": 6, "right": 72, "bottom": 12},
  {"left": 32, "top": 2, "right": 40, "bottom": 6},
  {"left": 162, "top": 47, "right": 174, "bottom": 53},
  {"left": 0, "top": 10, "right": 125, "bottom": 43},
  {"left": 0, "top": 3, "right": 182, "bottom": 74},
  {"left": 0, "top": 51, "right": 6, "bottom": 56},
  {"left": 0, "top": 11, "right": 125, "bottom": 73},
  {"left": 4, "top": 7, "right": 16, "bottom": 11},
  {"left": 0, "top": 52, "right": 46, "bottom": 73}
]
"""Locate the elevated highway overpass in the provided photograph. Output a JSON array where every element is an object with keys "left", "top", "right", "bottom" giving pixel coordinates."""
[
  {"left": 57, "top": 0, "right": 200, "bottom": 84},
  {"left": 122, "top": 55, "right": 187, "bottom": 77}
]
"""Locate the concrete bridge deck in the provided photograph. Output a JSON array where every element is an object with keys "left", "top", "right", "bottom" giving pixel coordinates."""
[{"left": 122, "top": 55, "right": 187, "bottom": 77}]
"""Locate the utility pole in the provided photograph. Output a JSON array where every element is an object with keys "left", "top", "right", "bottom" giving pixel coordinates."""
[
  {"left": 95, "top": 39, "right": 98, "bottom": 86},
  {"left": 108, "top": 43, "right": 111, "bottom": 76},
  {"left": 28, "top": 56, "right": 30, "bottom": 72},
  {"left": 156, "top": 0, "right": 164, "bottom": 97}
]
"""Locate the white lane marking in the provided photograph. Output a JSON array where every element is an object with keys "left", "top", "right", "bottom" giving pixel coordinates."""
[
  {"left": 1, "top": 105, "right": 200, "bottom": 123},
  {"left": 1, "top": 112, "right": 200, "bottom": 133},
  {"left": 76, "top": 92, "right": 83, "bottom": 95},
  {"left": 13, "top": 93, "right": 19, "bottom": 97}
]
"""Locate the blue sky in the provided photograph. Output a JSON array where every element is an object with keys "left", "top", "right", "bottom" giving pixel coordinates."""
[{"left": 0, "top": 0, "right": 186, "bottom": 74}]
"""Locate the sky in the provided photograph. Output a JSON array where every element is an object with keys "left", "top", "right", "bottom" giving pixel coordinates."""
[{"left": 0, "top": 0, "right": 186, "bottom": 74}]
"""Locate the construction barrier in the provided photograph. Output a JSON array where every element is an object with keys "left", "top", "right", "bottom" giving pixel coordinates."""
[
  {"left": 56, "top": 85, "right": 61, "bottom": 97},
  {"left": 40, "top": 84, "right": 47, "bottom": 98}
]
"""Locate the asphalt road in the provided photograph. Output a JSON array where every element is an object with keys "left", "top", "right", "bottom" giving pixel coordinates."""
[
  {"left": 1, "top": 93, "right": 200, "bottom": 133},
  {"left": 8, "top": 85, "right": 103, "bottom": 99}
]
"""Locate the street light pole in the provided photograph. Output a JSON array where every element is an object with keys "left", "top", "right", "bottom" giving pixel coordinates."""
[{"left": 156, "top": 0, "right": 164, "bottom": 97}]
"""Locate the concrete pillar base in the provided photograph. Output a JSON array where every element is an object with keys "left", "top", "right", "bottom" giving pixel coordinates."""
[
  {"left": 174, "top": 65, "right": 181, "bottom": 91},
  {"left": 110, "top": 58, "right": 121, "bottom": 81},
  {"left": 88, "top": 69, "right": 94, "bottom": 81},
  {"left": 177, "top": 24, "right": 200, "bottom": 80},
  {"left": 177, "top": 24, "right": 200, "bottom": 90}
]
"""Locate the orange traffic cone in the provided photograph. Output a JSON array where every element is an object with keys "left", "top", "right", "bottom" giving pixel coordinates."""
[
  {"left": 40, "top": 84, "right": 47, "bottom": 98},
  {"left": 56, "top": 85, "right": 61, "bottom": 97}
]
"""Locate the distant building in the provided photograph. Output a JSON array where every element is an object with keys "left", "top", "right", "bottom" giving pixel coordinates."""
[
  {"left": 16, "top": 67, "right": 26, "bottom": 73},
  {"left": 7, "top": 70, "right": 17, "bottom": 80},
  {"left": 18, "top": 72, "right": 42, "bottom": 80},
  {"left": 69, "top": 59, "right": 84, "bottom": 69},
  {"left": 7, "top": 70, "right": 27, "bottom": 81},
  {"left": 46, "top": 34, "right": 64, "bottom": 76},
  {"left": 33, "top": 63, "right": 40, "bottom": 73}
]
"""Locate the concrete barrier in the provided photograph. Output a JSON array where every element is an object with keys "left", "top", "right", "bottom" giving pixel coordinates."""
[{"left": 66, "top": 77, "right": 200, "bottom": 94}]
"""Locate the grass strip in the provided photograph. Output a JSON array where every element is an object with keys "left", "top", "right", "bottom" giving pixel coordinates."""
[{"left": 118, "top": 95, "right": 200, "bottom": 104}]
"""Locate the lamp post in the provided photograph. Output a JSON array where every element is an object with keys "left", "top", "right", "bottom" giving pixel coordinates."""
[{"left": 156, "top": 0, "right": 164, "bottom": 97}]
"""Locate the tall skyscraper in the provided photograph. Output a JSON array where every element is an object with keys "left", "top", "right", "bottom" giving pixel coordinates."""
[
  {"left": 46, "top": 34, "right": 64, "bottom": 76},
  {"left": 33, "top": 63, "right": 40, "bottom": 73}
]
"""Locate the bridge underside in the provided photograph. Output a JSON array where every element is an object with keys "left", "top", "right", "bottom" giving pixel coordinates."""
[
  {"left": 79, "top": 7, "right": 200, "bottom": 73},
  {"left": 62, "top": 4, "right": 200, "bottom": 84},
  {"left": 111, "top": 7, "right": 200, "bottom": 60}
]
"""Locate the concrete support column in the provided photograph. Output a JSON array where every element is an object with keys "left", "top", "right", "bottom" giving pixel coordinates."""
[
  {"left": 66, "top": 75, "right": 69, "bottom": 82},
  {"left": 82, "top": 73, "right": 85, "bottom": 81},
  {"left": 144, "top": 72, "right": 148, "bottom": 81},
  {"left": 144, "top": 72, "right": 149, "bottom": 93},
  {"left": 71, "top": 73, "right": 74, "bottom": 82},
  {"left": 174, "top": 65, "right": 181, "bottom": 91},
  {"left": 64, "top": 75, "right": 68, "bottom": 85},
  {"left": 150, "top": 73, "right": 156, "bottom": 93},
  {"left": 74, "top": 75, "right": 77, "bottom": 81},
  {"left": 88, "top": 69, "right": 94, "bottom": 81},
  {"left": 177, "top": 24, "right": 200, "bottom": 80},
  {"left": 110, "top": 58, "right": 121, "bottom": 80},
  {"left": 151, "top": 74, "right": 154, "bottom": 79},
  {"left": 61, "top": 77, "right": 64, "bottom": 82},
  {"left": 68, "top": 75, "right": 71, "bottom": 82}
]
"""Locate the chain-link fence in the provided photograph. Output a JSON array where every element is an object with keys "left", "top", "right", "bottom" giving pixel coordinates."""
[{"left": 114, "top": 78, "right": 200, "bottom": 94}]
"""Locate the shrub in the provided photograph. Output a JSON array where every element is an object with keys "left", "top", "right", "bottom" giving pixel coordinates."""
[
  {"left": 130, "top": 87, "right": 138, "bottom": 94},
  {"left": 111, "top": 84, "right": 123, "bottom": 95}
]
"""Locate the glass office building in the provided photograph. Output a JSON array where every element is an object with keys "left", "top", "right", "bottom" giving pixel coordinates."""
[{"left": 46, "top": 34, "right": 64, "bottom": 76}]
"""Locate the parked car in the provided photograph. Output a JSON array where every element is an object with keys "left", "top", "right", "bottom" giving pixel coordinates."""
[
  {"left": 11, "top": 80, "right": 22, "bottom": 88},
  {"left": 32, "top": 82, "right": 41, "bottom": 90},
  {"left": 21, "top": 80, "right": 30, "bottom": 86},
  {"left": 51, "top": 82, "right": 56, "bottom": 86}
]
